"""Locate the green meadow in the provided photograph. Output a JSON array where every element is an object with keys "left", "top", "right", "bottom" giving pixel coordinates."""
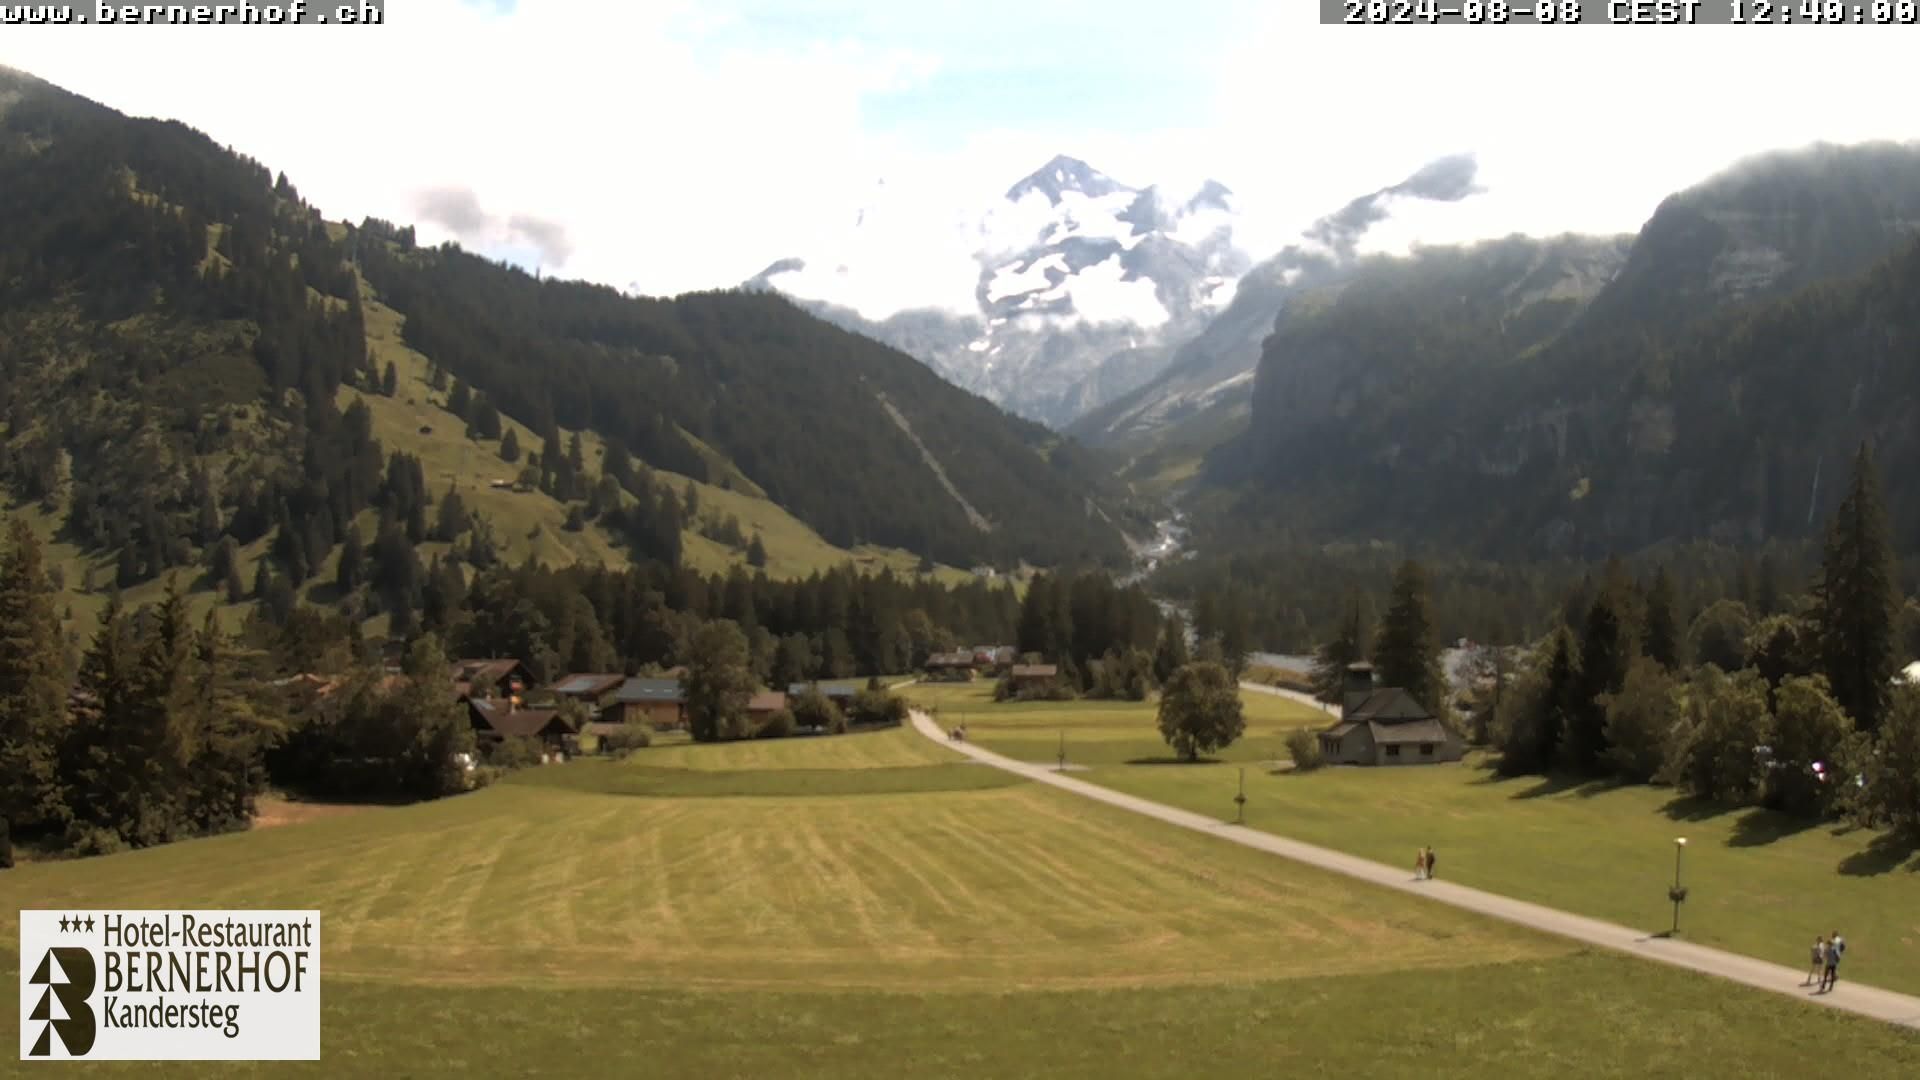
[
  {"left": 904, "top": 682, "right": 1920, "bottom": 998},
  {"left": 4, "top": 722, "right": 1918, "bottom": 1076}
]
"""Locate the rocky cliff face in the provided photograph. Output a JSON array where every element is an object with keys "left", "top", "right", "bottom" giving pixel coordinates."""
[{"left": 1208, "top": 143, "right": 1920, "bottom": 560}]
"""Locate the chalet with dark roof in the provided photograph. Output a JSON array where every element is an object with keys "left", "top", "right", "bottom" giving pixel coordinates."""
[
  {"left": 467, "top": 697, "right": 577, "bottom": 749},
  {"left": 602, "top": 677, "right": 687, "bottom": 730},
  {"left": 549, "top": 672, "right": 628, "bottom": 710},
  {"left": 1318, "top": 662, "right": 1463, "bottom": 766},
  {"left": 448, "top": 658, "right": 535, "bottom": 701}
]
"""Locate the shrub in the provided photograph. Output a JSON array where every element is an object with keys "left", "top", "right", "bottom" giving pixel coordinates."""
[
  {"left": 791, "top": 688, "right": 843, "bottom": 732},
  {"left": 599, "top": 724, "right": 652, "bottom": 758},
  {"left": 848, "top": 689, "right": 909, "bottom": 727},
  {"left": 487, "top": 736, "right": 546, "bottom": 769},
  {"left": 1284, "top": 729, "right": 1323, "bottom": 772},
  {"left": 754, "top": 708, "right": 797, "bottom": 740}
]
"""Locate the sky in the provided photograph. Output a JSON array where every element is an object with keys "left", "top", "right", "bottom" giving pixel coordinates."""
[{"left": 7, "top": 1, "right": 1920, "bottom": 316}]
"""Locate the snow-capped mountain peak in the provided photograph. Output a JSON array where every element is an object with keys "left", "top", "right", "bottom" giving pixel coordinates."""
[
  {"left": 1004, "top": 154, "right": 1128, "bottom": 207},
  {"left": 746, "top": 155, "right": 1250, "bottom": 428}
]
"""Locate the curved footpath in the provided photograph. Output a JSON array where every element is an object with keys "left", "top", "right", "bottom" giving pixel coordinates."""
[
  {"left": 909, "top": 710, "right": 1920, "bottom": 1031},
  {"left": 1237, "top": 680, "right": 1336, "bottom": 714}
]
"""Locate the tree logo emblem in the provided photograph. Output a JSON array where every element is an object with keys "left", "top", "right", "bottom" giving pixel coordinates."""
[{"left": 27, "top": 947, "right": 97, "bottom": 1058}]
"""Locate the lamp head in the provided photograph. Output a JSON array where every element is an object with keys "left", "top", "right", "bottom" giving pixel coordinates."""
[{"left": 1675, "top": 837, "right": 1688, "bottom": 847}]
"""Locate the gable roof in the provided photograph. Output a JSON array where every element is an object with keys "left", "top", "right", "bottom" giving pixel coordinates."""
[
  {"left": 1321, "top": 720, "right": 1363, "bottom": 739},
  {"left": 1011, "top": 664, "right": 1058, "bottom": 678},
  {"left": 1367, "top": 718, "right": 1453, "bottom": 745},
  {"left": 468, "top": 697, "right": 576, "bottom": 738},
  {"left": 551, "top": 673, "right": 626, "bottom": 698},
  {"left": 1344, "top": 688, "right": 1433, "bottom": 724},
  {"left": 449, "top": 659, "right": 530, "bottom": 697},
  {"left": 613, "top": 678, "right": 684, "bottom": 704},
  {"left": 926, "top": 651, "right": 976, "bottom": 667}
]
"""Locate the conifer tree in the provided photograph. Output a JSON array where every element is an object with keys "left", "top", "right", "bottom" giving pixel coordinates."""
[
  {"left": 447, "top": 378, "right": 472, "bottom": 420},
  {"left": 336, "top": 522, "right": 365, "bottom": 592},
  {"left": 1153, "top": 611, "right": 1191, "bottom": 686},
  {"left": 746, "top": 533, "right": 768, "bottom": 569},
  {"left": 1310, "top": 599, "right": 1367, "bottom": 705},
  {"left": 499, "top": 427, "right": 521, "bottom": 463},
  {"left": 0, "top": 519, "right": 71, "bottom": 831},
  {"left": 1643, "top": 567, "right": 1680, "bottom": 670},
  {"left": 1568, "top": 566, "right": 1634, "bottom": 774},
  {"left": 1812, "top": 444, "right": 1899, "bottom": 732},
  {"left": 61, "top": 595, "right": 136, "bottom": 850},
  {"left": 1372, "top": 560, "right": 1446, "bottom": 715},
  {"left": 381, "top": 361, "right": 398, "bottom": 397}
]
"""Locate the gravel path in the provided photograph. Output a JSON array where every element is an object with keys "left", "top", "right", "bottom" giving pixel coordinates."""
[{"left": 911, "top": 710, "right": 1920, "bottom": 1030}]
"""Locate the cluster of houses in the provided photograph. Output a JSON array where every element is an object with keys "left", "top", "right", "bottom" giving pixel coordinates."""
[
  {"left": 922, "top": 645, "right": 1019, "bottom": 681},
  {"left": 447, "top": 658, "right": 797, "bottom": 756}
]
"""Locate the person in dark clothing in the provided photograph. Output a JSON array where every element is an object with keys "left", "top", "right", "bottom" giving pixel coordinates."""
[
  {"left": 1822, "top": 932, "right": 1845, "bottom": 992},
  {"left": 1425, "top": 846, "right": 1437, "bottom": 880}
]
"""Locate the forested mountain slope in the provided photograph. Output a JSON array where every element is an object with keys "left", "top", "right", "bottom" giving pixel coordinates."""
[
  {"left": 0, "top": 67, "right": 1131, "bottom": 642},
  {"left": 1204, "top": 144, "right": 1920, "bottom": 564}
]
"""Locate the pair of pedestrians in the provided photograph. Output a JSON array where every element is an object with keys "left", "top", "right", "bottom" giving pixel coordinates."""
[
  {"left": 1805, "top": 932, "right": 1846, "bottom": 992},
  {"left": 1414, "top": 846, "right": 1437, "bottom": 881}
]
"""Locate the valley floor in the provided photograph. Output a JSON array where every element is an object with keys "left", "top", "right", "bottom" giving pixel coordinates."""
[{"left": 4, "top": 710, "right": 1918, "bottom": 1076}]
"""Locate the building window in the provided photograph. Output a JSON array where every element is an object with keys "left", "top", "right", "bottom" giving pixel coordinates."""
[
  {"left": 1385, "top": 745, "right": 1401, "bottom": 758},
  {"left": 1421, "top": 744, "right": 1435, "bottom": 756}
]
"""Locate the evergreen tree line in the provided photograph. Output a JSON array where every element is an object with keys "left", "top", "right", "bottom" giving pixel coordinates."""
[{"left": 1476, "top": 448, "right": 1920, "bottom": 832}]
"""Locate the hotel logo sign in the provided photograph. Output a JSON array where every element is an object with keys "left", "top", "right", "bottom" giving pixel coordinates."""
[{"left": 19, "top": 910, "right": 320, "bottom": 1061}]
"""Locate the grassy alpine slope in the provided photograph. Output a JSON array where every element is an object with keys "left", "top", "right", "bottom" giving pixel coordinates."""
[
  {"left": 901, "top": 684, "right": 1920, "bottom": 999},
  {"left": 7, "top": 724, "right": 1920, "bottom": 1076}
]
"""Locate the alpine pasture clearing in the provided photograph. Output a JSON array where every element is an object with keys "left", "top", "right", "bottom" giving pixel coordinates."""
[
  {"left": 6, "top": 725, "right": 1919, "bottom": 1076},
  {"left": 908, "top": 680, "right": 1327, "bottom": 765},
  {"left": 909, "top": 685, "right": 1920, "bottom": 999}
]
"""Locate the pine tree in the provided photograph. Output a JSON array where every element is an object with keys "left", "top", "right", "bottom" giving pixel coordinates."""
[
  {"left": 61, "top": 596, "right": 137, "bottom": 849},
  {"left": 746, "top": 533, "right": 768, "bottom": 569},
  {"left": 1152, "top": 611, "right": 1191, "bottom": 686},
  {"left": 182, "top": 608, "right": 271, "bottom": 833},
  {"left": 447, "top": 378, "right": 472, "bottom": 420},
  {"left": 381, "top": 361, "right": 398, "bottom": 397},
  {"left": 1310, "top": 599, "right": 1367, "bottom": 705},
  {"left": 499, "top": 428, "right": 521, "bottom": 463},
  {"left": 1643, "top": 567, "right": 1679, "bottom": 669},
  {"left": 336, "top": 523, "right": 365, "bottom": 592},
  {"left": 1812, "top": 444, "right": 1899, "bottom": 733},
  {"left": 1567, "top": 567, "right": 1634, "bottom": 774},
  {"left": 1372, "top": 560, "right": 1446, "bottom": 715},
  {"left": 0, "top": 519, "right": 71, "bottom": 831}
]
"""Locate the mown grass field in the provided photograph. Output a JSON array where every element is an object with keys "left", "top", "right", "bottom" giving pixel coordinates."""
[
  {"left": 906, "top": 680, "right": 1328, "bottom": 765},
  {"left": 6, "top": 724, "right": 1919, "bottom": 1076},
  {"left": 903, "top": 686, "right": 1920, "bottom": 998}
]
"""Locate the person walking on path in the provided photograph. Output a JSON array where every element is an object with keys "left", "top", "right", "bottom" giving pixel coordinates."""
[
  {"left": 1806, "top": 937, "right": 1826, "bottom": 986},
  {"left": 1425, "top": 846, "right": 1437, "bottom": 881},
  {"left": 1822, "top": 932, "right": 1846, "bottom": 993},
  {"left": 1415, "top": 848, "right": 1427, "bottom": 880}
]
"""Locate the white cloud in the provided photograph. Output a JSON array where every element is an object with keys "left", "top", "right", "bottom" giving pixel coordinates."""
[{"left": 6, "top": 6, "right": 1919, "bottom": 317}]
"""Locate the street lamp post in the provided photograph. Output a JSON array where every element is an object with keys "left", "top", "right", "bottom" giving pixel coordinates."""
[
  {"left": 1234, "top": 767, "right": 1247, "bottom": 824},
  {"left": 1668, "top": 837, "right": 1689, "bottom": 936},
  {"left": 1057, "top": 729, "right": 1066, "bottom": 773}
]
